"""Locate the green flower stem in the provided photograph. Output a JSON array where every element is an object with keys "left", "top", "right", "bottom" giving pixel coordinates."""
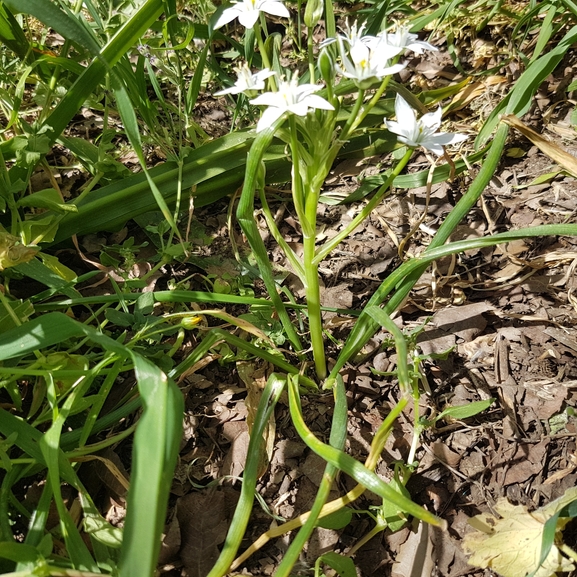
[
  {"left": 237, "top": 126, "right": 303, "bottom": 352},
  {"left": 254, "top": 20, "right": 277, "bottom": 90},
  {"left": 307, "top": 26, "right": 315, "bottom": 82},
  {"left": 352, "top": 75, "right": 393, "bottom": 132},
  {"left": 258, "top": 187, "right": 305, "bottom": 280},
  {"left": 289, "top": 118, "right": 326, "bottom": 379},
  {"left": 329, "top": 123, "right": 510, "bottom": 379},
  {"left": 340, "top": 88, "right": 365, "bottom": 142},
  {"left": 314, "top": 147, "right": 413, "bottom": 265},
  {"left": 289, "top": 117, "right": 309, "bottom": 233}
]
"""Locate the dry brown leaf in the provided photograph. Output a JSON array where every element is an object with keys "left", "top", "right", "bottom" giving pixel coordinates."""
[
  {"left": 463, "top": 498, "right": 575, "bottom": 577},
  {"left": 391, "top": 521, "right": 435, "bottom": 577},
  {"left": 501, "top": 115, "right": 577, "bottom": 178},
  {"left": 237, "top": 361, "right": 275, "bottom": 476},
  {"left": 176, "top": 489, "right": 229, "bottom": 577}
]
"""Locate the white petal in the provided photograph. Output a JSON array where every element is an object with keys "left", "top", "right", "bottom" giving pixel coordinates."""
[
  {"left": 261, "top": 0, "right": 290, "bottom": 18},
  {"left": 377, "top": 62, "right": 406, "bottom": 76},
  {"left": 406, "top": 40, "right": 437, "bottom": 54},
  {"left": 287, "top": 102, "right": 310, "bottom": 116},
  {"left": 250, "top": 92, "right": 284, "bottom": 107},
  {"left": 295, "top": 82, "right": 321, "bottom": 95},
  {"left": 238, "top": 9, "right": 260, "bottom": 28},
  {"left": 302, "top": 94, "right": 334, "bottom": 110},
  {"left": 421, "top": 141, "right": 445, "bottom": 155},
  {"left": 394, "top": 95, "right": 417, "bottom": 128},
  {"left": 215, "top": 7, "right": 242, "bottom": 28},
  {"left": 420, "top": 106, "right": 442, "bottom": 130},
  {"left": 255, "top": 69, "right": 277, "bottom": 81},
  {"left": 384, "top": 119, "right": 407, "bottom": 138},
  {"left": 215, "top": 85, "right": 240, "bottom": 95},
  {"left": 256, "top": 106, "right": 285, "bottom": 131},
  {"left": 429, "top": 132, "right": 469, "bottom": 146}
]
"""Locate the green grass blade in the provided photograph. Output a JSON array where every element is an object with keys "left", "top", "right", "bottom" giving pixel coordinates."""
[
  {"left": 287, "top": 375, "right": 445, "bottom": 528},
  {"left": 0, "top": 3, "right": 29, "bottom": 60},
  {"left": 4, "top": 0, "right": 100, "bottom": 55},
  {"left": 111, "top": 73, "right": 180, "bottom": 238},
  {"left": 236, "top": 127, "right": 303, "bottom": 352},
  {"left": 330, "top": 123, "right": 509, "bottom": 377},
  {"left": 119, "top": 354, "right": 183, "bottom": 577},
  {"left": 207, "top": 374, "right": 286, "bottom": 577},
  {"left": 6, "top": 0, "right": 164, "bottom": 184},
  {"left": 476, "top": 25, "right": 577, "bottom": 146},
  {"left": 275, "top": 375, "right": 348, "bottom": 577},
  {"left": 0, "top": 313, "right": 183, "bottom": 576}
]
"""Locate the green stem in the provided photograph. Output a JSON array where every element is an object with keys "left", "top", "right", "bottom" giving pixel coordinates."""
[
  {"left": 275, "top": 375, "right": 348, "bottom": 577},
  {"left": 254, "top": 20, "right": 277, "bottom": 90},
  {"left": 329, "top": 123, "right": 511, "bottom": 379},
  {"left": 289, "top": 117, "right": 326, "bottom": 379},
  {"left": 307, "top": 26, "right": 315, "bottom": 82},
  {"left": 314, "top": 147, "right": 413, "bottom": 264},
  {"left": 340, "top": 88, "right": 365, "bottom": 142}
]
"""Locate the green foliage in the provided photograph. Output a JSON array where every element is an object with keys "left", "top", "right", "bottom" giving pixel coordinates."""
[{"left": 1, "top": 0, "right": 577, "bottom": 576}]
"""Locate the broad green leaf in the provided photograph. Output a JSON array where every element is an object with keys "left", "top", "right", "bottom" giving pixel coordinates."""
[
  {"left": 317, "top": 552, "right": 357, "bottom": 577},
  {"left": 17, "top": 188, "right": 78, "bottom": 213},
  {"left": 0, "top": 3, "right": 29, "bottom": 60},
  {"left": 436, "top": 398, "right": 495, "bottom": 422}
]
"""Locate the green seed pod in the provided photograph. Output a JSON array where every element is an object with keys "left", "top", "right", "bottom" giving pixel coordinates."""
[{"left": 304, "top": 0, "right": 323, "bottom": 28}]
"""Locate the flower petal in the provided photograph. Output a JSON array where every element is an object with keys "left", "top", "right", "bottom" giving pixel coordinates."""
[
  {"left": 238, "top": 9, "right": 260, "bottom": 28},
  {"left": 302, "top": 94, "right": 334, "bottom": 110},
  {"left": 261, "top": 0, "right": 290, "bottom": 18},
  {"left": 429, "top": 132, "right": 469, "bottom": 146},
  {"left": 256, "top": 106, "right": 285, "bottom": 131},
  {"left": 420, "top": 106, "right": 442, "bottom": 130},
  {"left": 250, "top": 92, "right": 284, "bottom": 107},
  {"left": 394, "top": 95, "right": 417, "bottom": 128},
  {"left": 214, "top": 6, "right": 242, "bottom": 28}
]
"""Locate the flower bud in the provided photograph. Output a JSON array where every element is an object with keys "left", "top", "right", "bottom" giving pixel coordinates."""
[
  {"left": 318, "top": 48, "right": 335, "bottom": 85},
  {"left": 304, "top": 0, "right": 323, "bottom": 28}
]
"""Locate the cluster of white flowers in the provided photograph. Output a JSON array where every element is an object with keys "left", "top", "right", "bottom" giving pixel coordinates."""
[
  {"left": 213, "top": 1, "right": 467, "bottom": 153},
  {"left": 326, "top": 20, "right": 437, "bottom": 87}
]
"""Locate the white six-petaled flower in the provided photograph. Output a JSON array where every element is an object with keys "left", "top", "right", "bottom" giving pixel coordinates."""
[
  {"left": 214, "top": 0, "right": 290, "bottom": 29},
  {"left": 339, "top": 36, "right": 405, "bottom": 86},
  {"left": 250, "top": 77, "right": 334, "bottom": 132},
  {"left": 385, "top": 94, "right": 468, "bottom": 156},
  {"left": 215, "top": 64, "right": 276, "bottom": 96},
  {"left": 373, "top": 24, "right": 437, "bottom": 55}
]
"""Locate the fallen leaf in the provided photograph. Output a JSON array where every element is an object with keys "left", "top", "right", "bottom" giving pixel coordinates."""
[
  {"left": 501, "top": 114, "right": 577, "bottom": 178},
  {"left": 391, "top": 521, "right": 435, "bottom": 577},
  {"left": 463, "top": 498, "right": 575, "bottom": 577},
  {"left": 176, "top": 489, "right": 229, "bottom": 577}
]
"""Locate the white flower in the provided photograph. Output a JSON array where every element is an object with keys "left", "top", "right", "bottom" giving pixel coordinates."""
[
  {"left": 338, "top": 35, "right": 405, "bottom": 86},
  {"left": 250, "top": 77, "right": 334, "bottom": 132},
  {"left": 385, "top": 94, "right": 468, "bottom": 156},
  {"left": 321, "top": 20, "right": 372, "bottom": 49},
  {"left": 214, "top": 0, "right": 290, "bottom": 29},
  {"left": 215, "top": 64, "right": 276, "bottom": 96},
  {"left": 374, "top": 25, "right": 437, "bottom": 55}
]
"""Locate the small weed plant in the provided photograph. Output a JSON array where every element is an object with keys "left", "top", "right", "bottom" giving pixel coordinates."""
[{"left": 0, "top": 0, "right": 577, "bottom": 576}]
